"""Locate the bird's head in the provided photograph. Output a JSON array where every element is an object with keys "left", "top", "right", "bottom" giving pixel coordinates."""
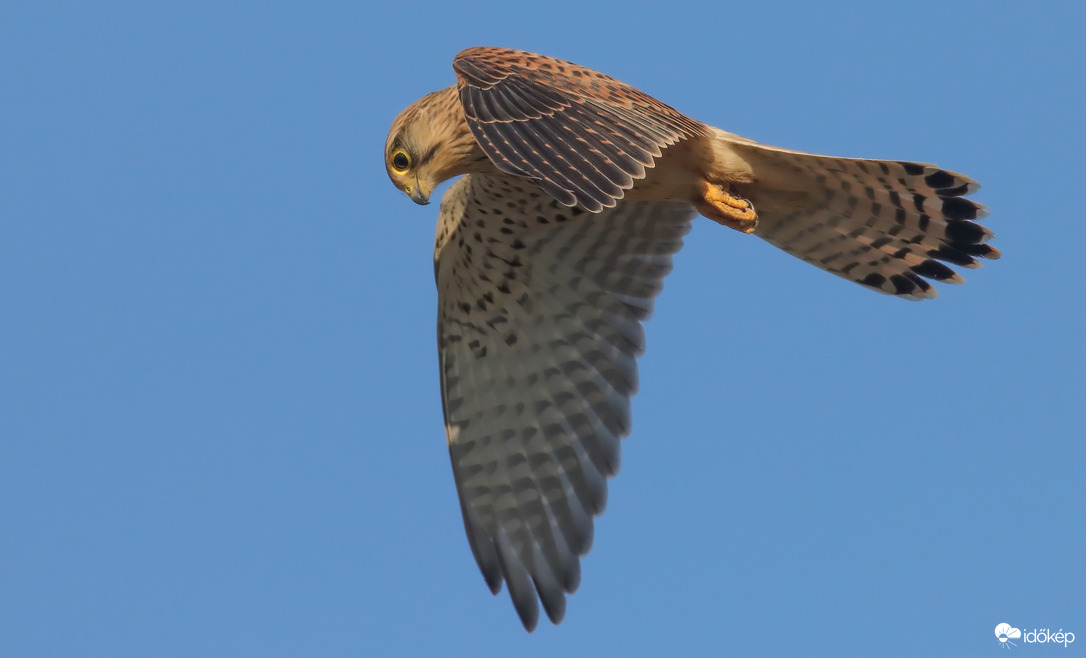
[{"left": 384, "top": 86, "right": 486, "bottom": 206}]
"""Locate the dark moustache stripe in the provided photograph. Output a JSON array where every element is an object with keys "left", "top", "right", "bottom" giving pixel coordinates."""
[{"left": 417, "top": 142, "right": 442, "bottom": 168}]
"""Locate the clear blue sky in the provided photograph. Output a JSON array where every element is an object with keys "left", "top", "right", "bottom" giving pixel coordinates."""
[{"left": 2, "top": 2, "right": 1083, "bottom": 656}]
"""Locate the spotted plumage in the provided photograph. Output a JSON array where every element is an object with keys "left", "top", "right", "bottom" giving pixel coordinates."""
[
  {"left": 384, "top": 46, "right": 999, "bottom": 631},
  {"left": 437, "top": 173, "right": 693, "bottom": 628}
]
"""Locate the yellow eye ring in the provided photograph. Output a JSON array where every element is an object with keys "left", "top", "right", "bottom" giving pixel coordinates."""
[{"left": 391, "top": 150, "right": 411, "bottom": 172}]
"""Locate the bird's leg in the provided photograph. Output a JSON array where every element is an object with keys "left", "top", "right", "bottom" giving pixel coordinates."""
[{"left": 696, "top": 180, "right": 758, "bottom": 234}]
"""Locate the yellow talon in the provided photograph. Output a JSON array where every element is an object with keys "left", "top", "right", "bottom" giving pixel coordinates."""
[{"left": 697, "top": 180, "right": 758, "bottom": 234}]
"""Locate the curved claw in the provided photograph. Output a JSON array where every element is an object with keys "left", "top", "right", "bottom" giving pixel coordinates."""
[{"left": 697, "top": 180, "right": 758, "bottom": 234}]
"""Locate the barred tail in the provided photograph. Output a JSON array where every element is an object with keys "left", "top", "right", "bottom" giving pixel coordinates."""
[{"left": 717, "top": 130, "right": 1000, "bottom": 299}]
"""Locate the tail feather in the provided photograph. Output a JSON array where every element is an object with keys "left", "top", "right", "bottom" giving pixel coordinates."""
[{"left": 715, "top": 129, "right": 1000, "bottom": 299}]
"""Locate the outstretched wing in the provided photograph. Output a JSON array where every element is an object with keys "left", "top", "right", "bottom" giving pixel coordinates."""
[
  {"left": 452, "top": 46, "right": 706, "bottom": 212},
  {"left": 435, "top": 173, "right": 695, "bottom": 630},
  {"left": 718, "top": 130, "right": 1000, "bottom": 299}
]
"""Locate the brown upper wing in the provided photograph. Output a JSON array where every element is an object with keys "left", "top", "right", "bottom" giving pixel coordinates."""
[{"left": 453, "top": 47, "right": 706, "bottom": 212}]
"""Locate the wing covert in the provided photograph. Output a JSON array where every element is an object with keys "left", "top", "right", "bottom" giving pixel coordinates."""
[{"left": 453, "top": 47, "right": 707, "bottom": 212}]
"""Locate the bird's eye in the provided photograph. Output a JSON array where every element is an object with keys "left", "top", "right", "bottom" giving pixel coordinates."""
[{"left": 391, "top": 150, "right": 411, "bottom": 172}]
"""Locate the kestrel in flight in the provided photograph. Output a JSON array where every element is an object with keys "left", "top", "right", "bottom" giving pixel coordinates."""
[{"left": 383, "top": 46, "right": 999, "bottom": 631}]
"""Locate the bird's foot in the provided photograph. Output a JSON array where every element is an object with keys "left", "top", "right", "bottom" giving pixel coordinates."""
[{"left": 697, "top": 181, "right": 758, "bottom": 234}]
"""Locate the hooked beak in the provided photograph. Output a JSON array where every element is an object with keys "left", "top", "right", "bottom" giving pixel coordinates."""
[{"left": 406, "top": 176, "right": 430, "bottom": 205}]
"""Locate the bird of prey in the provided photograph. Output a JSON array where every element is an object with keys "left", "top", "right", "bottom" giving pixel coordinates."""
[{"left": 383, "top": 46, "right": 998, "bottom": 631}]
